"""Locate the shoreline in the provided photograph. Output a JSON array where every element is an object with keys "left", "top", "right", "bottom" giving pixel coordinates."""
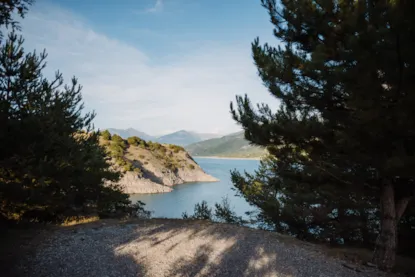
[{"left": 194, "top": 156, "right": 261, "bottom": 161}]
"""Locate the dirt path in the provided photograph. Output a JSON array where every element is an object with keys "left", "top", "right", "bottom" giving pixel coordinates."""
[{"left": 15, "top": 219, "right": 388, "bottom": 277}]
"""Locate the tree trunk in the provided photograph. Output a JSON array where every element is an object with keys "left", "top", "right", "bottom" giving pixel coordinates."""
[{"left": 372, "top": 181, "right": 397, "bottom": 271}]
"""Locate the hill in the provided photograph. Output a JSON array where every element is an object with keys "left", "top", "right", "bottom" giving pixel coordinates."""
[
  {"left": 185, "top": 131, "right": 266, "bottom": 158},
  {"left": 157, "top": 130, "right": 203, "bottom": 146},
  {"left": 101, "top": 132, "right": 218, "bottom": 194},
  {"left": 107, "top": 128, "right": 155, "bottom": 141}
]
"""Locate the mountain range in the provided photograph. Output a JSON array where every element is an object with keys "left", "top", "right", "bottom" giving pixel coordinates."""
[
  {"left": 107, "top": 128, "right": 155, "bottom": 141},
  {"left": 106, "top": 128, "right": 266, "bottom": 158},
  {"left": 106, "top": 128, "right": 222, "bottom": 146}
]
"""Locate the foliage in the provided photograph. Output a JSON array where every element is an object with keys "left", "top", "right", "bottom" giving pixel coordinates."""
[
  {"left": 147, "top": 141, "right": 163, "bottom": 151},
  {"left": 108, "top": 143, "right": 124, "bottom": 159},
  {"left": 127, "top": 136, "right": 143, "bottom": 146},
  {"left": 128, "top": 200, "right": 152, "bottom": 219},
  {"left": 230, "top": 0, "right": 415, "bottom": 270},
  {"left": 187, "top": 164, "right": 195, "bottom": 170},
  {"left": 164, "top": 156, "right": 179, "bottom": 172},
  {"left": 182, "top": 200, "right": 212, "bottom": 220},
  {"left": 182, "top": 198, "right": 246, "bottom": 225},
  {"left": 0, "top": 23, "right": 131, "bottom": 222},
  {"left": 123, "top": 162, "right": 133, "bottom": 172},
  {"left": 111, "top": 134, "right": 125, "bottom": 147},
  {"left": 133, "top": 167, "right": 143, "bottom": 177},
  {"left": 98, "top": 197, "right": 151, "bottom": 219},
  {"left": 169, "top": 144, "right": 185, "bottom": 153},
  {"left": 0, "top": 0, "right": 33, "bottom": 38},
  {"left": 101, "top": 130, "right": 111, "bottom": 140},
  {"left": 214, "top": 197, "right": 246, "bottom": 225}
]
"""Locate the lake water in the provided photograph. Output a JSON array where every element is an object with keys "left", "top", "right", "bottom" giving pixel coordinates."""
[{"left": 130, "top": 157, "right": 260, "bottom": 219}]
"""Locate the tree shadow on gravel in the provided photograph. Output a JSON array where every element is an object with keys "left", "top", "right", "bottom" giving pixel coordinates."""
[
  {"left": 12, "top": 219, "right": 385, "bottom": 277},
  {"left": 114, "top": 219, "right": 379, "bottom": 277}
]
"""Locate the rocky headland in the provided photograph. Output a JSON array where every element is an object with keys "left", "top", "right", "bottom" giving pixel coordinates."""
[{"left": 101, "top": 132, "right": 218, "bottom": 194}]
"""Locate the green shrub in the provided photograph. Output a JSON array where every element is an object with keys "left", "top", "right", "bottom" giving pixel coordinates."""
[
  {"left": 182, "top": 201, "right": 212, "bottom": 220},
  {"left": 139, "top": 154, "right": 145, "bottom": 159},
  {"left": 144, "top": 161, "right": 149, "bottom": 165},
  {"left": 164, "top": 157, "right": 179, "bottom": 172},
  {"left": 123, "top": 162, "right": 133, "bottom": 172},
  {"left": 214, "top": 197, "right": 245, "bottom": 225},
  {"left": 109, "top": 144, "right": 124, "bottom": 159},
  {"left": 133, "top": 167, "right": 143, "bottom": 177},
  {"left": 111, "top": 134, "right": 123, "bottom": 143},
  {"left": 101, "top": 130, "right": 111, "bottom": 140},
  {"left": 129, "top": 201, "right": 152, "bottom": 219},
  {"left": 181, "top": 198, "right": 246, "bottom": 225},
  {"left": 187, "top": 164, "right": 195, "bottom": 170},
  {"left": 169, "top": 144, "right": 185, "bottom": 153},
  {"left": 127, "top": 136, "right": 143, "bottom": 146},
  {"left": 148, "top": 141, "right": 164, "bottom": 152}
]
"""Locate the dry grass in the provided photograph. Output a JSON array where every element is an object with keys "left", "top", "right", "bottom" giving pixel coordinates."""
[{"left": 61, "top": 215, "right": 100, "bottom": 226}]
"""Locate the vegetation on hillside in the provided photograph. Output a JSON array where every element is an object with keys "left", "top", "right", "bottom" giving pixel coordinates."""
[
  {"left": 230, "top": 0, "right": 415, "bottom": 271},
  {"left": 0, "top": 1, "right": 141, "bottom": 223},
  {"left": 186, "top": 131, "right": 265, "bottom": 158},
  {"left": 100, "top": 130, "right": 192, "bottom": 174}
]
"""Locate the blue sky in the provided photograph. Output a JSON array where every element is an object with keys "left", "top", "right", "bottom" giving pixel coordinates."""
[{"left": 20, "top": 0, "right": 278, "bottom": 135}]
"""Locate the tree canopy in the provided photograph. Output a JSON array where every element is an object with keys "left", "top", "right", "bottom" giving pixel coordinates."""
[
  {"left": 0, "top": 0, "right": 131, "bottom": 222},
  {"left": 231, "top": 0, "right": 415, "bottom": 271}
]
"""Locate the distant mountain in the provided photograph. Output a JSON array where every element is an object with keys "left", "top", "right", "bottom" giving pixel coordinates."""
[
  {"left": 157, "top": 130, "right": 203, "bottom": 146},
  {"left": 107, "top": 128, "right": 155, "bottom": 141},
  {"left": 197, "top": 133, "right": 223, "bottom": 140},
  {"left": 185, "top": 131, "right": 266, "bottom": 158},
  {"left": 106, "top": 128, "right": 223, "bottom": 146}
]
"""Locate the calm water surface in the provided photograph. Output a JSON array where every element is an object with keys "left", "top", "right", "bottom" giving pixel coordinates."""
[{"left": 130, "top": 157, "right": 260, "bottom": 219}]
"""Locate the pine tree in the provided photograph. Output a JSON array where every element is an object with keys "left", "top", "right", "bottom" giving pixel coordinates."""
[
  {"left": 0, "top": 1, "right": 129, "bottom": 222},
  {"left": 231, "top": 0, "right": 415, "bottom": 270}
]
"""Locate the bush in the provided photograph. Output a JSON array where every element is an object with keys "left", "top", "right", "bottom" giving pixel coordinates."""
[
  {"left": 134, "top": 167, "right": 143, "bottom": 177},
  {"left": 182, "top": 198, "right": 246, "bottom": 225},
  {"left": 148, "top": 141, "right": 164, "bottom": 152},
  {"left": 101, "top": 130, "right": 111, "bottom": 140},
  {"left": 182, "top": 200, "right": 212, "bottom": 220},
  {"left": 109, "top": 144, "right": 124, "bottom": 158},
  {"left": 111, "top": 134, "right": 125, "bottom": 145},
  {"left": 129, "top": 201, "right": 152, "bottom": 219},
  {"left": 123, "top": 162, "right": 133, "bottom": 172},
  {"left": 98, "top": 197, "right": 151, "bottom": 219},
  {"left": 169, "top": 144, "right": 185, "bottom": 153},
  {"left": 144, "top": 161, "right": 149, "bottom": 165},
  {"left": 127, "top": 136, "right": 143, "bottom": 146},
  {"left": 187, "top": 164, "right": 195, "bottom": 170},
  {"left": 139, "top": 154, "right": 145, "bottom": 159},
  {"left": 214, "top": 197, "right": 245, "bottom": 225},
  {"left": 164, "top": 157, "right": 179, "bottom": 172}
]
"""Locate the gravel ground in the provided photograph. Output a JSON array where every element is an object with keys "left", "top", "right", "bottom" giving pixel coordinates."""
[{"left": 18, "top": 219, "right": 388, "bottom": 277}]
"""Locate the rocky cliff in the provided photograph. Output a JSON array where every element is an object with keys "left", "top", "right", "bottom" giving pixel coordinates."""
[{"left": 100, "top": 133, "right": 218, "bottom": 194}]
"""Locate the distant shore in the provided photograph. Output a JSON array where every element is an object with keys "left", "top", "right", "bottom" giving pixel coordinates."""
[{"left": 194, "top": 156, "right": 261, "bottom": 161}]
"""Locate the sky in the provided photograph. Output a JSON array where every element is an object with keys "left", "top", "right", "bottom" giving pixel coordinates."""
[{"left": 20, "top": 0, "right": 279, "bottom": 136}]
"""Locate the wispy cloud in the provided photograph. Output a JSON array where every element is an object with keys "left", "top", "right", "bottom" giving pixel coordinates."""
[
  {"left": 146, "top": 0, "right": 164, "bottom": 13},
  {"left": 20, "top": 4, "right": 276, "bottom": 135}
]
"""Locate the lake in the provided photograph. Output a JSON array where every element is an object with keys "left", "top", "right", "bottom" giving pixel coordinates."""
[{"left": 130, "top": 157, "right": 260, "bottom": 219}]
